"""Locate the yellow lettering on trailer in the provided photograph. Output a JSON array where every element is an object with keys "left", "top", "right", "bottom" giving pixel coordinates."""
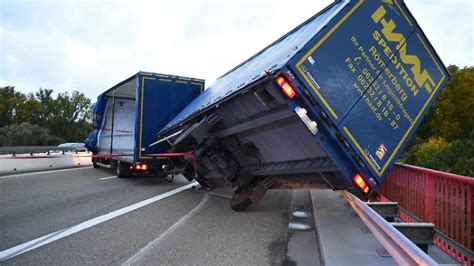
[{"left": 372, "top": 5, "right": 435, "bottom": 95}]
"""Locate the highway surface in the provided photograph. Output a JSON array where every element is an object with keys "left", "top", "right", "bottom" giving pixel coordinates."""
[
  {"left": 0, "top": 167, "right": 458, "bottom": 265},
  {"left": 0, "top": 167, "right": 291, "bottom": 265}
]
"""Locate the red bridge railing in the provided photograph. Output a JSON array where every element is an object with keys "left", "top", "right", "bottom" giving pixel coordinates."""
[{"left": 378, "top": 164, "right": 473, "bottom": 264}]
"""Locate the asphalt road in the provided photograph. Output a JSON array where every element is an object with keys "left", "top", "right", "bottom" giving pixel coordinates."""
[
  {"left": 0, "top": 167, "right": 292, "bottom": 265},
  {"left": 0, "top": 167, "right": 456, "bottom": 265}
]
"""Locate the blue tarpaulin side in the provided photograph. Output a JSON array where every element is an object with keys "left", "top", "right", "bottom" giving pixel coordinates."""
[
  {"left": 92, "top": 95, "right": 108, "bottom": 129},
  {"left": 84, "top": 95, "right": 108, "bottom": 152},
  {"left": 84, "top": 129, "right": 99, "bottom": 152},
  {"left": 160, "top": 0, "right": 350, "bottom": 133}
]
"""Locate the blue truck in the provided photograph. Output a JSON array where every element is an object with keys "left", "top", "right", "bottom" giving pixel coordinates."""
[
  {"left": 155, "top": 0, "right": 450, "bottom": 211},
  {"left": 85, "top": 72, "right": 204, "bottom": 178}
]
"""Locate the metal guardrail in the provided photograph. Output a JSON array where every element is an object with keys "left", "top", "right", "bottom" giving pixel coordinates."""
[
  {"left": 378, "top": 163, "right": 474, "bottom": 264},
  {"left": 398, "top": 206, "right": 474, "bottom": 262},
  {"left": 341, "top": 190, "right": 437, "bottom": 265},
  {"left": 0, "top": 146, "right": 87, "bottom": 156}
]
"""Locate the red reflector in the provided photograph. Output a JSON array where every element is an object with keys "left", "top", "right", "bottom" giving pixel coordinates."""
[
  {"left": 353, "top": 174, "right": 370, "bottom": 194},
  {"left": 276, "top": 76, "right": 296, "bottom": 99}
]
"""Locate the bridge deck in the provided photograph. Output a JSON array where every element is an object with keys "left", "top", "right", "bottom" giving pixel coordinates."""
[
  {"left": 0, "top": 165, "right": 463, "bottom": 264},
  {"left": 311, "top": 190, "right": 396, "bottom": 265}
]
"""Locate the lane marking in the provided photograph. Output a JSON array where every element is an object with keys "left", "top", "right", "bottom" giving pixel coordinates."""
[
  {"left": 0, "top": 181, "right": 198, "bottom": 261},
  {"left": 195, "top": 189, "right": 232, "bottom": 199},
  {"left": 122, "top": 194, "right": 209, "bottom": 265},
  {"left": 0, "top": 167, "right": 93, "bottom": 179},
  {"left": 99, "top": 176, "right": 117, "bottom": 181}
]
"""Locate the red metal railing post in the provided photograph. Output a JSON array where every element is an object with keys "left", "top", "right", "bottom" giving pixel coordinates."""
[
  {"left": 378, "top": 164, "right": 473, "bottom": 264},
  {"left": 424, "top": 173, "right": 435, "bottom": 223},
  {"left": 466, "top": 184, "right": 472, "bottom": 252}
]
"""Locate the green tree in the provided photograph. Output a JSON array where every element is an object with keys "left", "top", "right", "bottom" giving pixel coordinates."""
[
  {"left": 416, "top": 65, "right": 474, "bottom": 141},
  {"left": 32, "top": 89, "right": 93, "bottom": 142},
  {"left": 412, "top": 138, "right": 474, "bottom": 176},
  {"left": 0, "top": 86, "right": 94, "bottom": 144},
  {"left": 403, "top": 65, "right": 474, "bottom": 176},
  {"left": 413, "top": 137, "right": 451, "bottom": 170},
  {"left": 52, "top": 91, "right": 92, "bottom": 141},
  {"left": 0, "top": 122, "right": 64, "bottom": 146},
  {"left": 0, "top": 86, "right": 40, "bottom": 127},
  {"left": 446, "top": 140, "right": 474, "bottom": 176},
  {"left": 34, "top": 88, "right": 56, "bottom": 125}
]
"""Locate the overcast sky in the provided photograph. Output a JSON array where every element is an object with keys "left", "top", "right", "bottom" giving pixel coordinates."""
[{"left": 1, "top": 0, "right": 473, "bottom": 100}]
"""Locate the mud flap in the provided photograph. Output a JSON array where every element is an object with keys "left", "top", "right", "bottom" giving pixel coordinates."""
[
  {"left": 230, "top": 177, "right": 276, "bottom": 212},
  {"left": 248, "top": 177, "right": 276, "bottom": 204}
]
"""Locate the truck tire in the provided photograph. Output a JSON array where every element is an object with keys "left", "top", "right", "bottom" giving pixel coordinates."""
[
  {"left": 181, "top": 166, "right": 195, "bottom": 182},
  {"left": 153, "top": 171, "right": 173, "bottom": 183},
  {"left": 229, "top": 192, "right": 252, "bottom": 212},
  {"left": 92, "top": 158, "right": 99, "bottom": 169},
  {"left": 163, "top": 174, "right": 174, "bottom": 183},
  {"left": 116, "top": 161, "right": 131, "bottom": 178}
]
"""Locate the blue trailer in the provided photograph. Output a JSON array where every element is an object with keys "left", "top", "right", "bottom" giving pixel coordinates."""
[
  {"left": 85, "top": 72, "right": 204, "bottom": 178},
  {"left": 155, "top": 0, "right": 450, "bottom": 210}
]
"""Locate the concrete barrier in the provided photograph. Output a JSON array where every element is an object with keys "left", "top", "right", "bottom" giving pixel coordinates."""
[{"left": 0, "top": 152, "right": 92, "bottom": 175}]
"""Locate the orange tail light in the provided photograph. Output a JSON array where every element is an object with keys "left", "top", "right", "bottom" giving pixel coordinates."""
[
  {"left": 353, "top": 174, "right": 370, "bottom": 194},
  {"left": 276, "top": 76, "right": 296, "bottom": 99}
]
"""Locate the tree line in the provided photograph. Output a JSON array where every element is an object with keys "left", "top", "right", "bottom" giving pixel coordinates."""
[
  {"left": 0, "top": 87, "right": 93, "bottom": 146},
  {"left": 401, "top": 65, "right": 473, "bottom": 176}
]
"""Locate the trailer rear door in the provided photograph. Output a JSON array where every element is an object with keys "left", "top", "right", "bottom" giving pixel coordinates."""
[
  {"left": 136, "top": 74, "right": 203, "bottom": 161},
  {"left": 290, "top": 1, "right": 449, "bottom": 183}
]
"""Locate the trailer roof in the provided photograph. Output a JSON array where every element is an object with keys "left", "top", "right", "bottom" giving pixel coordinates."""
[
  {"left": 160, "top": 0, "right": 349, "bottom": 132},
  {"left": 100, "top": 71, "right": 205, "bottom": 99}
]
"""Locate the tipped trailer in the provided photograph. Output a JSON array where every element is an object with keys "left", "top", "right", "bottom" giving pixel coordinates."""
[
  {"left": 155, "top": 0, "right": 450, "bottom": 211},
  {"left": 85, "top": 72, "right": 204, "bottom": 178}
]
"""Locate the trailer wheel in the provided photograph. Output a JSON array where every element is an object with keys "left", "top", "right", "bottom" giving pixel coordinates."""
[
  {"left": 229, "top": 191, "right": 252, "bottom": 212},
  {"left": 154, "top": 171, "right": 174, "bottom": 183},
  {"left": 116, "top": 161, "right": 131, "bottom": 178},
  {"left": 92, "top": 158, "right": 99, "bottom": 169},
  {"left": 163, "top": 174, "right": 174, "bottom": 183}
]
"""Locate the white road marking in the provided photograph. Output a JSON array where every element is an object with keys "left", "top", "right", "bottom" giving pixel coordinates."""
[
  {"left": 0, "top": 181, "right": 198, "bottom": 262},
  {"left": 122, "top": 194, "right": 209, "bottom": 266},
  {"left": 99, "top": 176, "right": 117, "bottom": 180},
  {"left": 0, "top": 167, "right": 93, "bottom": 179}
]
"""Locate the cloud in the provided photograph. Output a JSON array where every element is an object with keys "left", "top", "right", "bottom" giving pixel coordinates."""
[
  {"left": 0, "top": 0, "right": 472, "bottom": 100},
  {"left": 0, "top": 26, "right": 69, "bottom": 90}
]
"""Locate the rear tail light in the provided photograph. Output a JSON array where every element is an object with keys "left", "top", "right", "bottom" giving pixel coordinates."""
[
  {"left": 134, "top": 163, "right": 149, "bottom": 171},
  {"left": 353, "top": 174, "right": 370, "bottom": 194},
  {"left": 276, "top": 76, "right": 296, "bottom": 99}
]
